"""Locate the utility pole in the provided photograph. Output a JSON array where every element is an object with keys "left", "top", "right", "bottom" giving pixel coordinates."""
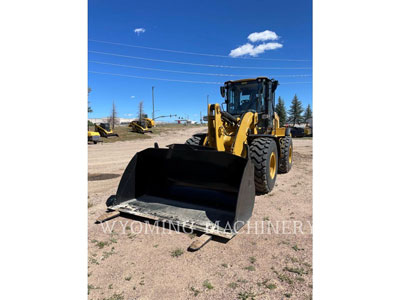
[
  {"left": 207, "top": 95, "right": 209, "bottom": 107},
  {"left": 200, "top": 111, "right": 202, "bottom": 124},
  {"left": 152, "top": 86, "right": 155, "bottom": 120}
]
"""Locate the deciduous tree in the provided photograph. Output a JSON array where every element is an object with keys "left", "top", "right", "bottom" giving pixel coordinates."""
[
  {"left": 138, "top": 101, "right": 145, "bottom": 123},
  {"left": 108, "top": 101, "right": 118, "bottom": 129}
]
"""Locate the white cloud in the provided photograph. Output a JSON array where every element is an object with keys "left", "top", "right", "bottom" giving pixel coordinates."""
[
  {"left": 124, "top": 113, "right": 133, "bottom": 117},
  {"left": 130, "top": 96, "right": 135, "bottom": 99},
  {"left": 229, "top": 42, "right": 283, "bottom": 57},
  {"left": 248, "top": 30, "right": 279, "bottom": 42},
  {"left": 228, "top": 29, "right": 283, "bottom": 57},
  {"left": 134, "top": 28, "right": 146, "bottom": 35}
]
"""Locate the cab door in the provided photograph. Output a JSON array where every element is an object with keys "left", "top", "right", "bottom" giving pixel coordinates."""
[
  {"left": 257, "top": 81, "right": 274, "bottom": 133},
  {"left": 266, "top": 81, "right": 275, "bottom": 132}
]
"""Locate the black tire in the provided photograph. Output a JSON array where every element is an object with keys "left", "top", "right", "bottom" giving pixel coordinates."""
[
  {"left": 249, "top": 138, "right": 278, "bottom": 194},
  {"left": 185, "top": 134, "right": 206, "bottom": 146},
  {"left": 278, "top": 136, "right": 293, "bottom": 173},
  {"left": 106, "top": 195, "right": 117, "bottom": 207}
]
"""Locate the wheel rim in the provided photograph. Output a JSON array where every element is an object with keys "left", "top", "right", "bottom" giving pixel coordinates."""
[
  {"left": 289, "top": 145, "right": 293, "bottom": 164},
  {"left": 269, "top": 152, "right": 277, "bottom": 178}
]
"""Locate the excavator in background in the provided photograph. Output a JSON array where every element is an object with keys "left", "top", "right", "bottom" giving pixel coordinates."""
[
  {"left": 95, "top": 123, "right": 119, "bottom": 138},
  {"left": 101, "top": 77, "right": 293, "bottom": 247}
]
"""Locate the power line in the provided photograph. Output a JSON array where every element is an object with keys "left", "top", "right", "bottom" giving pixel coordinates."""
[
  {"left": 89, "top": 70, "right": 312, "bottom": 85},
  {"left": 88, "top": 50, "right": 312, "bottom": 70},
  {"left": 279, "top": 82, "right": 313, "bottom": 85},
  {"left": 89, "top": 39, "right": 311, "bottom": 62},
  {"left": 89, "top": 60, "right": 312, "bottom": 78},
  {"left": 89, "top": 71, "right": 224, "bottom": 84}
]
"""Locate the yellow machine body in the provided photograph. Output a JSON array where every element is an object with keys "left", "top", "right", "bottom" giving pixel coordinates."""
[
  {"left": 304, "top": 125, "right": 312, "bottom": 136},
  {"left": 88, "top": 131, "right": 101, "bottom": 144},
  {"left": 128, "top": 118, "right": 154, "bottom": 134},
  {"left": 144, "top": 118, "right": 155, "bottom": 128},
  {"left": 185, "top": 77, "right": 293, "bottom": 194},
  {"left": 88, "top": 131, "right": 100, "bottom": 137},
  {"left": 95, "top": 123, "right": 119, "bottom": 138},
  {"left": 207, "top": 103, "right": 258, "bottom": 157},
  {"left": 206, "top": 105, "right": 287, "bottom": 159}
]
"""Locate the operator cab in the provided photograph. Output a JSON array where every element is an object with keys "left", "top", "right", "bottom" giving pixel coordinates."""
[
  {"left": 221, "top": 77, "right": 278, "bottom": 131},
  {"left": 99, "top": 123, "right": 111, "bottom": 131}
]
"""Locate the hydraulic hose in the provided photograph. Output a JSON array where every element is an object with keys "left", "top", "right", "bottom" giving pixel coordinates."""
[{"left": 221, "top": 111, "right": 238, "bottom": 124}]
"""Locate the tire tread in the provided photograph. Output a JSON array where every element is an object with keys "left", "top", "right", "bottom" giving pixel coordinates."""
[
  {"left": 278, "top": 136, "right": 293, "bottom": 173},
  {"left": 249, "top": 137, "right": 277, "bottom": 194}
]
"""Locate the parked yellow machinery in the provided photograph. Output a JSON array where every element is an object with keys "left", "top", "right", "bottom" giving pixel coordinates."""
[
  {"left": 88, "top": 131, "right": 101, "bottom": 144},
  {"left": 95, "top": 123, "right": 119, "bottom": 138},
  {"left": 103, "top": 77, "right": 293, "bottom": 241},
  {"left": 186, "top": 78, "right": 292, "bottom": 193},
  {"left": 128, "top": 117, "right": 154, "bottom": 134},
  {"left": 129, "top": 114, "right": 177, "bottom": 134},
  {"left": 304, "top": 118, "right": 313, "bottom": 136}
]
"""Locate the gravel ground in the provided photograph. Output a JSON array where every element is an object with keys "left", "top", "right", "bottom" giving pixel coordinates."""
[{"left": 88, "top": 127, "right": 312, "bottom": 300}]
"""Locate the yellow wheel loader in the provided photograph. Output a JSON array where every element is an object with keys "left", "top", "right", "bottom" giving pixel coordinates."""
[
  {"left": 101, "top": 77, "right": 293, "bottom": 242},
  {"left": 95, "top": 123, "right": 119, "bottom": 138},
  {"left": 187, "top": 77, "right": 292, "bottom": 193}
]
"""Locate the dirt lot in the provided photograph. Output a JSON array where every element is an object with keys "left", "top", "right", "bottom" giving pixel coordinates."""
[{"left": 88, "top": 127, "right": 312, "bottom": 300}]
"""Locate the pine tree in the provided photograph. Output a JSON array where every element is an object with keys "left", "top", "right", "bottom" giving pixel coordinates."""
[
  {"left": 288, "top": 94, "right": 304, "bottom": 126},
  {"left": 303, "top": 104, "right": 312, "bottom": 121},
  {"left": 275, "top": 96, "right": 287, "bottom": 126}
]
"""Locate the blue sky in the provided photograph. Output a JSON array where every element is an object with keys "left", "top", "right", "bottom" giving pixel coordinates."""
[{"left": 88, "top": 0, "right": 312, "bottom": 122}]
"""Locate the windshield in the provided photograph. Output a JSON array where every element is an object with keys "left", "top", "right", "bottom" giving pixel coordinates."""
[
  {"left": 100, "top": 123, "right": 110, "bottom": 131},
  {"left": 227, "top": 82, "right": 264, "bottom": 115}
]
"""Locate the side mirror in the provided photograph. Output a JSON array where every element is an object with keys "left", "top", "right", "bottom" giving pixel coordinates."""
[{"left": 220, "top": 86, "right": 225, "bottom": 98}]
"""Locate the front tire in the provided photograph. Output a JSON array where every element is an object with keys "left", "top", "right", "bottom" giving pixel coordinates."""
[
  {"left": 249, "top": 138, "right": 278, "bottom": 194},
  {"left": 278, "top": 136, "right": 293, "bottom": 173}
]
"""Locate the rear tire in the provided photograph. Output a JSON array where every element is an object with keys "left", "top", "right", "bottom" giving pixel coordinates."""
[
  {"left": 278, "top": 136, "right": 293, "bottom": 173},
  {"left": 185, "top": 134, "right": 206, "bottom": 146},
  {"left": 249, "top": 138, "right": 278, "bottom": 194}
]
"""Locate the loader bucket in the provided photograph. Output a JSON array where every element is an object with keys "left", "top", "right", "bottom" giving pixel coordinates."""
[{"left": 107, "top": 144, "right": 255, "bottom": 239}]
